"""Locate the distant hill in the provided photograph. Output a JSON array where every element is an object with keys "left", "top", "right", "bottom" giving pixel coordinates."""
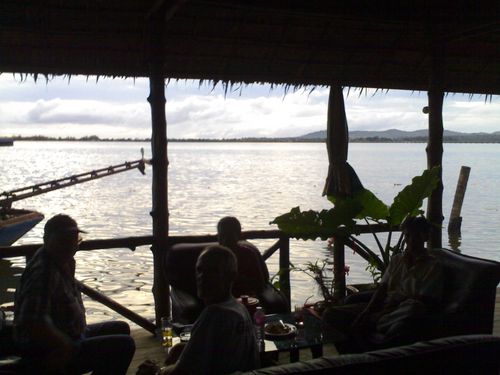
[{"left": 300, "top": 129, "right": 500, "bottom": 143}]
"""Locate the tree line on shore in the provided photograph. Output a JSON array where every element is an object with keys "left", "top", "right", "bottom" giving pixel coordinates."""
[{"left": 8, "top": 132, "right": 500, "bottom": 143}]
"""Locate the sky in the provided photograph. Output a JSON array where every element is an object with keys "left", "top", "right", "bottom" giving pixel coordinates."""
[{"left": 0, "top": 74, "right": 499, "bottom": 139}]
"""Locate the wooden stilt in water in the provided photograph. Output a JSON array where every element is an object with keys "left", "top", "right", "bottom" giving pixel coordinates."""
[{"left": 448, "top": 166, "right": 471, "bottom": 237}]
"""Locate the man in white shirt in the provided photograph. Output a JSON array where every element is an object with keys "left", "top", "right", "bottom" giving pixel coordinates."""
[{"left": 161, "top": 245, "right": 259, "bottom": 375}]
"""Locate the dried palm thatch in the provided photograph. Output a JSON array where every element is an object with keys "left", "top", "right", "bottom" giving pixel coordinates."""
[{"left": 0, "top": 1, "right": 499, "bottom": 95}]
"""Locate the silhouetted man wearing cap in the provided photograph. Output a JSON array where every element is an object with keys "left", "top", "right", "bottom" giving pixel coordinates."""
[{"left": 14, "top": 214, "right": 135, "bottom": 374}]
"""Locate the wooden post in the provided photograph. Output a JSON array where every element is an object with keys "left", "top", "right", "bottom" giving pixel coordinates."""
[
  {"left": 426, "top": 50, "right": 444, "bottom": 249},
  {"left": 278, "top": 236, "right": 291, "bottom": 310},
  {"left": 448, "top": 166, "right": 471, "bottom": 237},
  {"left": 148, "top": 12, "right": 170, "bottom": 326},
  {"left": 332, "top": 235, "right": 346, "bottom": 301},
  {"left": 426, "top": 89, "right": 444, "bottom": 249}
]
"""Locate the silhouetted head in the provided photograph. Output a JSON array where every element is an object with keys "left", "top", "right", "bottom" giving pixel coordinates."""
[
  {"left": 401, "top": 216, "right": 432, "bottom": 253},
  {"left": 43, "top": 214, "right": 86, "bottom": 261},
  {"left": 217, "top": 216, "right": 241, "bottom": 247},
  {"left": 196, "top": 245, "right": 237, "bottom": 304}
]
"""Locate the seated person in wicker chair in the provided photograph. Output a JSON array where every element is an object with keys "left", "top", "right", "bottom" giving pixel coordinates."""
[
  {"left": 217, "top": 217, "right": 268, "bottom": 298},
  {"left": 323, "top": 216, "right": 445, "bottom": 351},
  {"left": 138, "top": 245, "right": 259, "bottom": 375}
]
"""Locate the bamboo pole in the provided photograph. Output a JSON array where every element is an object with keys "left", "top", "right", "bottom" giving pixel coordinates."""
[
  {"left": 148, "top": 12, "right": 170, "bottom": 325},
  {"left": 0, "top": 159, "right": 148, "bottom": 207}
]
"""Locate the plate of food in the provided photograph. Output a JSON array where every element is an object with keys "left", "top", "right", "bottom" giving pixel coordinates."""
[{"left": 264, "top": 321, "right": 297, "bottom": 340}]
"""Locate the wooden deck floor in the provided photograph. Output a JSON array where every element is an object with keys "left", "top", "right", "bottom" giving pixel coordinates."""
[{"left": 126, "top": 289, "right": 500, "bottom": 374}]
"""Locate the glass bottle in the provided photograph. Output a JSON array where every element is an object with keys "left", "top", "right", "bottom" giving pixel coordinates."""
[
  {"left": 161, "top": 316, "right": 173, "bottom": 348},
  {"left": 253, "top": 306, "right": 266, "bottom": 352}
]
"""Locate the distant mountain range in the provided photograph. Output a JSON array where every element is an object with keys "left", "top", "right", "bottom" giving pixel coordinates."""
[{"left": 299, "top": 129, "right": 500, "bottom": 143}]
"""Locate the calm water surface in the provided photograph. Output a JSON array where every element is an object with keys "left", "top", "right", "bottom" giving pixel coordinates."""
[{"left": 1, "top": 141, "right": 499, "bottom": 324}]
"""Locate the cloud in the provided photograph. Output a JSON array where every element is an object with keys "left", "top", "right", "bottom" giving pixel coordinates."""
[
  {"left": 1, "top": 98, "right": 151, "bottom": 137},
  {"left": 0, "top": 76, "right": 498, "bottom": 138}
]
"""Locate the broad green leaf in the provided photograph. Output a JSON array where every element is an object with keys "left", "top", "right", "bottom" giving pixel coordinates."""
[
  {"left": 270, "top": 207, "right": 332, "bottom": 240},
  {"left": 329, "top": 189, "right": 388, "bottom": 221},
  {"left": 353, "top": 189, "right": 389, "bottom": 220},
  {"left": 388, "top": 166, "right": 441, "bottom": 225},
  {"left": 273, "top": 167, "right": 439, "bottom": 280},
  {"left": 270, "top": 203, "right": 361, "bottom": 240}
]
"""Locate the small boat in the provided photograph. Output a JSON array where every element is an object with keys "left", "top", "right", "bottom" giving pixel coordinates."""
[
  {"left": 0, "top": 208, "right": 44, "bottom": 246},
  {"left": 0, "top": 138, "right": 14, "bottom": 147}
]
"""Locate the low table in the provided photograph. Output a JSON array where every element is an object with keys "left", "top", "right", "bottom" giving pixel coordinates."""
[{"left": 262, "top": 310, "right": 323, "bottom": 363}]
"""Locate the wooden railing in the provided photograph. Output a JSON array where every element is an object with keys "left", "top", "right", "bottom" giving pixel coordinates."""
[
  {"left": 0, "top": 230, "right": 291, "bottom": 334},
  {"left": 0, "top": 225, "right": 400, "bottom": 333}
]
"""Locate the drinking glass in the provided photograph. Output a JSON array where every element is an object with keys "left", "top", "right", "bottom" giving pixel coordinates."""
[{"left": 161, "top": 316, "right": 173, "bottom": 348}]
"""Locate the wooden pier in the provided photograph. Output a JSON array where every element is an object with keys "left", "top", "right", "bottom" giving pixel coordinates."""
[{"left": 125, "top": 288, "right": 500, "bottom": 374}]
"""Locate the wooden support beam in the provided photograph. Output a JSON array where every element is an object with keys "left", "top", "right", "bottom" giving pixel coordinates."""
[
  {"left": 425, "top": 34, "right": 445, "bottom": 249},
  {"left": 426, "top": 89, "right": 444, "bottom": 249},
  {"left": 148, "top": 12, "right": 170, "bottom": 325}
]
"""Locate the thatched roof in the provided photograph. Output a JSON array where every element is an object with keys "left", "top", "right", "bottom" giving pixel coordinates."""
[{"left": 1, "top": 1, "right": 499, "bottom": 94}]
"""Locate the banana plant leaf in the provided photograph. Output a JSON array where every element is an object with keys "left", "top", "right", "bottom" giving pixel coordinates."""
[
  {"left": 388, "top": 166, "right": 441, "bottom": 225},
  {"left": 270, "top": 200, "right": 362, "bottom": 241},
  {"left": 273, "top": 167, "right": 441, "bottom": 243},
  {"left": 330, "top": 188, "right": 388, "bottom": 221}
]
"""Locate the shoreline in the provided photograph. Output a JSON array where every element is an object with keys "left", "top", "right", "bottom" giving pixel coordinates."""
[{"left": 7, "top": 138, "right": 500, "bottom": 144}]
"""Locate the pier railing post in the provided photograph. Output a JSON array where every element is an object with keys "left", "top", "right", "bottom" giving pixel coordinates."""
[
  {"left": 333, "top": 235, "right": 346, "bottom": 300},
  {"left": 278, "top": 236, "right": 291, "bottom": 309}
]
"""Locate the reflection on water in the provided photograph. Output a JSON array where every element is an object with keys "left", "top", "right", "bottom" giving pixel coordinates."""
[{"left": 1, "top": 141, "right": 500, "bottom": 325}]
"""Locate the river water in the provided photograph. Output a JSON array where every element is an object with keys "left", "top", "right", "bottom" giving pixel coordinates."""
[{"left": 1, "top": 141, "right": 499, "bottom": 324}]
